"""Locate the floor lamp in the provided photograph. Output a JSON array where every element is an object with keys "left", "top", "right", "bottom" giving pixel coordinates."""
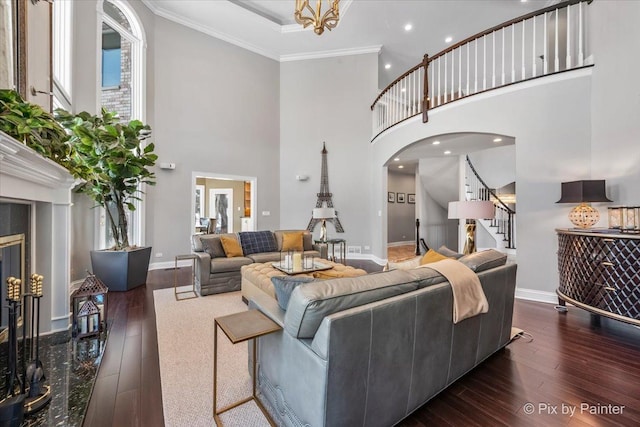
[{"left": 448, "top": 200, "right": 495, "bottom": 254}]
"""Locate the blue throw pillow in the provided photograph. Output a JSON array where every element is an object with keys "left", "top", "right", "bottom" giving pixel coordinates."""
[
  {"left": 239, "top": 231, "right": 277, "bottom": 255},
  {"left": 271, "top": 276, "right": 315, "bottom": 310}
]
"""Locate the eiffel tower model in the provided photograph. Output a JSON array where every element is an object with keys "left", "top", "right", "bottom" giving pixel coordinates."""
[{"left": 307, "top": 142, "right": 344, "bottom": 235}]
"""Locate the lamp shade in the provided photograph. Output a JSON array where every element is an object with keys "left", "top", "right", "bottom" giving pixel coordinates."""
[
  {"left": 448, "top": 201, "right": 495, "bottom": 220},
  {"left": 556, "top": 180, "right": 612, "bottom": 203},
  {"left": 313, "top": 207, "right": 335, "bottom": 219}
]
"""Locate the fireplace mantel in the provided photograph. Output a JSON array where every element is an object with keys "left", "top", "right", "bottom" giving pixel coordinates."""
[
  {"left": 0, "top": 130, "right": 75, "bottom": 334},
  {"left": 0, "top": 130, "right": 76, "bottom": 203}
]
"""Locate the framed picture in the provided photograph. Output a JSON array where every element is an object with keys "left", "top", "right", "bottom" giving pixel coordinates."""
[
  {"left": 408, "top": 194, "right": 416, "bottom": 204},
  {"left": 388, "top": 192, "right": 395, "bottom": 203},
  {"left": 397, "top": 193, "right": 406, "bottom": 203}
]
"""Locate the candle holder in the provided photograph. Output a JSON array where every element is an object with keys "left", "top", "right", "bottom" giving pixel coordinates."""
[
  {"left": 608, "top": 206, "right": 640, "bottom": 233},
  {"left": 71, "top": 272, "right": 108, "bottom": 339}
]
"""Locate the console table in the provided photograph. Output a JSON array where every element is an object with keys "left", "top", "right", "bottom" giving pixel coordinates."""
[{"left": 556, "top": 229, "right": 640, "bottom": 326}]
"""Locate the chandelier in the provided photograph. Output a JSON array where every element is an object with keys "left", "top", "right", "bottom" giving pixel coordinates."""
[{"left": 294, "top": 0, "right": 340, "bottom": 35}]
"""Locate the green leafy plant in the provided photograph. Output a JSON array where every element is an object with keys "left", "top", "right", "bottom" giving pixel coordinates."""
[
  {"left": 55, "top": 108, "right": 158, "bottom": 250},
  {"left": 0, "top": 89, "right": 78, "bottom": 172}
]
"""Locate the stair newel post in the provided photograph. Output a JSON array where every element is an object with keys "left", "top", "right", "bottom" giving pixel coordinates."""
[
  {"left": 422, "top": 54, "right": 430, "bottom": 123},
  {"left": 415, "top": 218, "right": 421, "bottom": 256}
]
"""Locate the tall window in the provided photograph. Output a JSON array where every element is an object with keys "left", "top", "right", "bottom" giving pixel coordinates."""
[
  {"left": 53, "top": 0, "right": 73, "bottom": 111},
  {"left": 98, "top": 0, "right": 146, "bottom": 248}
]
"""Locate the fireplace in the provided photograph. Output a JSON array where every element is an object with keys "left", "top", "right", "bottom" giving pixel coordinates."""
[{"left": 0, "top": 130, "right": 75, "bottom": 335}]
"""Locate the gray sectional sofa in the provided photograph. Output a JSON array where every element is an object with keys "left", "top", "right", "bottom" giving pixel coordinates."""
[
  {"left": 191, "top": 230, "right": 322, "bottom": 296},
  {"left": 248, "top": 250, "right": 517, "bottom": 427}
]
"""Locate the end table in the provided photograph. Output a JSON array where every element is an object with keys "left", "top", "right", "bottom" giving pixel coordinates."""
[
  {"left": 174, "top": 254, "right": 198, "bottom": 301},
  {"left": 213, "top": 309, "right": 281, "bottom": 426}
]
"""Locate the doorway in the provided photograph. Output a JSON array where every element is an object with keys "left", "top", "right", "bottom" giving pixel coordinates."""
[{"left": 191, "top": 172, "right": 257, "bottom": 236}]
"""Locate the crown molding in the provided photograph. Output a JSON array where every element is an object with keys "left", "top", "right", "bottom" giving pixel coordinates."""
[
  {"left": 140, "top": 0, "right": 370, "bottom": 63},
  {"left": 280, "top": 45, "right": 382, "bottom": 62},
  {"left": 140, "top": 0, "right": 281, "bottom": 61}
]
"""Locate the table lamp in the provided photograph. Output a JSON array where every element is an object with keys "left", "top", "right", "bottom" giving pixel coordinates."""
[
  {"left": 556, "top": 180, "right": 612, "bottom": 229},
  {"left": 448, "top": 200, "right": 495, "bottom": 254},
  {"left": 312, "top": 207, "right": 335, "bottom": 242}
]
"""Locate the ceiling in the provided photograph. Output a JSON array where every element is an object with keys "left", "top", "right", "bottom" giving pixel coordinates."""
[
  {"left": 140, "top": 0, "right": 557, "bottom": 88},
  {"left": 386, "top": 132, "right": 515, "bottom": 174}
]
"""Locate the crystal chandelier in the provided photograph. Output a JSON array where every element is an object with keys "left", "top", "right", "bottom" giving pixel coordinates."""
[{"left": 294, "top": 0, "right": 340, "bottom": 35}]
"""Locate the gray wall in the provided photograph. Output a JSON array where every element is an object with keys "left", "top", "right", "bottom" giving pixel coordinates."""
[
  {"left": 467, "top": 145, "right": 516, "bottom": 189},
  {"left": 387, "top": 171, "right": 416, "bottom": 243},
  {"left": 279, "top": 53, "right": 377, "bottom": 252},
  {"left": 70, "top": 1, "right": 280, "bottom": 269}
]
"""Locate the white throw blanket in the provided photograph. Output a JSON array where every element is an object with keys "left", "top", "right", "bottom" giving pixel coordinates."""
[{"left": 418, "top": 259, "right": 489, "bottom": 323}]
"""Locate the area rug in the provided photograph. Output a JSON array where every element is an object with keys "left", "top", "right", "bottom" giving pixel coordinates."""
[{"left": 154, "top": 288, "right": 269, "bottom": 426}]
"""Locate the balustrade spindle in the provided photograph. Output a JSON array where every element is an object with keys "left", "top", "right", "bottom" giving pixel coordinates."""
[
  {"left": 502, "top": 29, "right": 506, "bottom": 85},
  {"left": 543, "top": 12, "right": 548, "bottom": 74},
  {"left": 578, "top": 1, "right": 584, "bottom": 65},
  {"left": 438, "top": 57, "right": 441, "bottom": 106},
  {"left": 459, "top": 48, "right": 462, "bottom": 97},
  {"left": 554, "top": 9, "right": 560, "bottom": 72},
  {"left": 492, "top": 32, "right": 496, "bottom": 88},
  {"left": 451, "top": 51, "right": 455, "bottom": 101},
  {"left": 511, "top": 23, "right": 515, "bottom": 83},
  {"left": 566, "top": 5, "right": 571, "bottom": 69},
  {"left": 483, "top": 35, "right": 487, "bottom": 90},
  {"left": 532, "top": 16, "right": 537, "bottom": 77},
  {"left": 522, "top": 20, "right": 526, "bottom": 79},
  {"left": 444, "top": 54, "right": 448, "bottom": 103},
  {"left": 466, "top": 44, "right": 470, "bottom": 96}
]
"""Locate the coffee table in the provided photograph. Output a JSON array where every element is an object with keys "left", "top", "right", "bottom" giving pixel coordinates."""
[{"left": 213, "top": 309, "right": 281, "bottom": 426}]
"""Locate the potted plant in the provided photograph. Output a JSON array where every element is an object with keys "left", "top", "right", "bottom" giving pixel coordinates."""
[
  {"left": 55, "top": 108, "right": 158, "bottom": 291},
  {"left": 0, "top": 89, "right": 79, "bottom": 174}
]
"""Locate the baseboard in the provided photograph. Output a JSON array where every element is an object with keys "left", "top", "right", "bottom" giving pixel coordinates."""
[
  {"left": 515, "top": 288, "right": 557, "bottom": 304},
  {"left": 345, "top": 253, "right": 387, "bottom": 265},
  {"left": 387, "top": 241, "right": 414, "bottom": 247},
  {"left": 149, "top": 259, "right": 194, "bottom": 271}
]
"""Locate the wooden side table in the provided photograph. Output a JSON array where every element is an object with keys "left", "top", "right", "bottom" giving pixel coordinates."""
[
  {"left": 213, "top": 309, "right": 282, "bottom": 426},
  {"left": 174, "top": 254, "right": 198, "bottom": 300}
]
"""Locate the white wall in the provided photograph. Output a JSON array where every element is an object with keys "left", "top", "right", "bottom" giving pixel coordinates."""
[
  {"left": 372, "top": 69, "right": 593, "bottom": 296},
  {"left": 71, "top": 2, "right": 281, "bottom": 267},
  {"left": 279, "top": 53, "right": 378, "bottom": 253},
  {"left": 589, "top": 1, "right": 640, "bottom": 204},
  {"left": 467, "top": 145, "right": 516, "bottom": 189}
]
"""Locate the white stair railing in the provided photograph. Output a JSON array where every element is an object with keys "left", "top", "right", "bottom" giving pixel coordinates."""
[{"left": 371, "top": 0, "right": 592, "bottom": 141}]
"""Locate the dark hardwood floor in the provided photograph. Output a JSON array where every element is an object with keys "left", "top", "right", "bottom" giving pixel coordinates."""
[{"left": 83, "top": 262, "right": 640, "bottom": 426}]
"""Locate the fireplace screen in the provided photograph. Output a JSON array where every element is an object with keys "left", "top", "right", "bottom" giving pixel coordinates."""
[{"left": 0, "top": 233, "right": 25, "bottom": 340}]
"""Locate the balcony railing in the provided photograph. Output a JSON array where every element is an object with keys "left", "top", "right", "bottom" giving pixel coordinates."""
[{"left": 371, "top": 0, "right": 593, "bottom": 141}]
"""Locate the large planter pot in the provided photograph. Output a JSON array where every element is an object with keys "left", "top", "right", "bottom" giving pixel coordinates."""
[{"left": 90, "top": 246, "right": 152, "bottom": 292}]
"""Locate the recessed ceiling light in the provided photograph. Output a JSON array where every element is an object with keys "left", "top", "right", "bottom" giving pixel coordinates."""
[
  {"left": 493, "top": 138, "right": 502, "bottom": 142},
  {"left": 444, "top": 150, "right": 452, "bottom": 155},
  {"left": 404, "top": 23, "right": 413, "bottom": 32},
  {"left": 401, "top": 87, "right": 406, "bottom": 92},
  {"left": 394, "top": 157, "right": 400, "bottom": 161},
  {"left": 432, "top": 140, "right": 440, "bottom": 145},
  {"left": 398, "top": 165, "right": 404, "bottom": 169},
  {"left": 385, "top": 63, "right": 391, "bottom": 70},
  {"left": 445, "top": 36, "right": 453, "bottom": 43}
]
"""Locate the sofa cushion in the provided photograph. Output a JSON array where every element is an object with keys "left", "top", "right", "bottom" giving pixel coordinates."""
[
  {"left": 271, "top": 276, "right": 316, "bottom": 310},
  {"left": 210, "top": 256, "right": 253, "bottom": 273},
  {"left": 200, "top": 236, "right": 226, "bottom": 258},
  {"left": 420, "top": 249, "right": 450, "bottom": 265},
  {"left": 239, "top": 231, "right": 278, "bottom": 255},
  {"left": 384, "top": 256, "right": 421, "bottom": 271},
  {"left": 435, "top": 245, "right": 464, "bottom": 259},
  {"left": 284, "top": 269, "right": 419, "bottom": 339},
  {"left": 458, "top": 249, "right": 507, "bottom": 272},
  {"left": 247, "top": 252, "right": 282, "bottom": 263},
  {"left": 220, "top": 235, "right": 244, "bottom": 257},
  {"left": 275, "top": 230, "right": 313, "bottom": 251},
  {"left": 281, "top": 231, "right": 304, "bottom": 251}
]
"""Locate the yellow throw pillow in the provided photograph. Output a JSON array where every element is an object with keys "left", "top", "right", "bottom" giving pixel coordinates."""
[
  {"left": 282, "top": 231, "right": 304, "bottom": 252},
  {"left": 419, "top": 249, "right": 450, "bottom": 265},
  {"left": 220, "top": 236, "right": 243, "bottom": 258}
]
